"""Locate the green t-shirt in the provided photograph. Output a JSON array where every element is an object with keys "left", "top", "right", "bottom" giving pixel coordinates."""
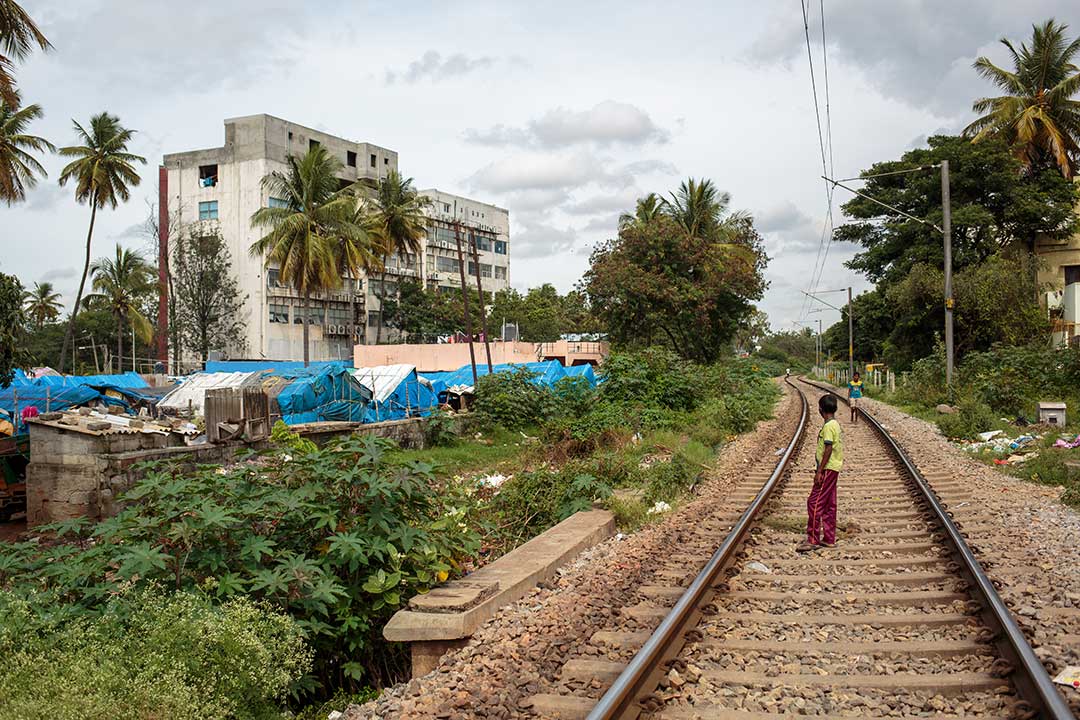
[{"left": 816, "top": 418, "right": 843, "bottom": 471}]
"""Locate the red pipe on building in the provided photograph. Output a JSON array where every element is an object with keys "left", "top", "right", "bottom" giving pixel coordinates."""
[{"left": 157, "top": 166, "right": 169, "bottom": 366}]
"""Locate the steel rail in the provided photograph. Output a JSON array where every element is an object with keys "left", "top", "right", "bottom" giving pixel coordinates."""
[
  {"left": 801, "top": 377, "right": 1074, "bottom": 720},
  {"left": 586, "top": 378, "right": 810, "bottom": 720}
]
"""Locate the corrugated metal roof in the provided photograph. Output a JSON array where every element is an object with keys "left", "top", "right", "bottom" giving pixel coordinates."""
[
  {"left": 157, "top": 371, "right": 267, "bottom": 415},
  {"left": 351, "top": 365, "right": 419, "bottom": 403}
]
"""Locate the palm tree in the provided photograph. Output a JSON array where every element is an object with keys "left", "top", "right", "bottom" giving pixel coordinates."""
[
  {"left": 56, "top": 113, "right": 145, "bottom": 373},
  {"left": 0, "top": 91, "right": 53, "bottom": 204},
  {"left": 83, "top": 245, "right": 155, "bottom": 373},
  {"left": 964, "top": 19, "right": 1080, "bottom": 179},
  {"left": 363, "top": 169, "right": 432, "bottom": 343},
  {"left": 23, "top": 281, "right": 61, "bottom": 328},
  {"left": 664, "top": 178, "right": 731, "bottom": 240},
  {"left": 0, "top": 0, "right": 51, "bottom": 106},
  {"left": 618, "top": 192, "right": 663, "bottom": 230},
  {"left": 250, "top": 145, "right": 368, "bottom": 366}
]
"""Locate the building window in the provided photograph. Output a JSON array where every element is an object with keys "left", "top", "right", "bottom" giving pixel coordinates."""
[
  {"left": 468, "top": 262, "right": 493, "bottom": 279},
  {"left": 1066, "top": 265, "right": 1080, "bottom": 286},
  {"left": 442, "top": 203, "right": 451, "bottom": 213},
  {"left": 370, "top": 153, "right": 377, "bottom": 168},
  {"left": 309, "top": 139, "right": 320, "bottom": 151},
  {"left": 293, "top": 305, "right": 324, "bottom": 324},
  {"left": 327, "top": 304, "right": 351, "bottom": 324},
  {"left": 198, "top": 200, "right": 218, "bottom": 220},
  {"left": 473, "top": 234, "right": 492, "bottom": 252},
  {"left": 494, "top": 240, "right": 507, "bottom": 254},
  {"left": 367, "top": 311, "right": 381, "bottom": 327},
  {"left": 384, "top": 158, "right": 389, "bottom": 165},
  {"left": 288, "top": 131, "right": 293, "bottom": 141},
  {"left": 494, "top": 265, "right": 507, "bottom": 280},
  {"left": 198, "top": 164, "right": 218, "bottom": 187},
  {"left": 269, "top": 304, "right": 289, "bottom": 323},
  {"left": 267, "top": 269, "right": 283, "bottom": 288},
  {"left": 436, "top": 256, "right": 461, "bottom": 274},
  {"left": 347, "top": 150, "right": 357, "bottom": 167},
  {"left": 268, "top": 196, "right": 289, "bottom": 209}
]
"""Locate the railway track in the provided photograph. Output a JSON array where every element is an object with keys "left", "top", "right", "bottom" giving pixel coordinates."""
[{"left": 525, "top": 377, "right": 1074, "bottom": 720}]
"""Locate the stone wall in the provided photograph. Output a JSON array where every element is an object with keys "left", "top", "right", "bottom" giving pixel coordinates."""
[{"left": 25, "top": 416, "right": 431, "bottom": 526}]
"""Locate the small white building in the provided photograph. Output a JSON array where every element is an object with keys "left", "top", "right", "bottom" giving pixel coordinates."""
[{"left": 161, "top": 114, "right": 510, "bottom": 364}]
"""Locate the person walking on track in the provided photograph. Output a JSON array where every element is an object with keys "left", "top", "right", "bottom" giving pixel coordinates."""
[
  {"left": 848, "top": 371, "right": 863, "bottom": 424},
  {"left": 798, "top": 393, "right": 843, "bottom": 552}
]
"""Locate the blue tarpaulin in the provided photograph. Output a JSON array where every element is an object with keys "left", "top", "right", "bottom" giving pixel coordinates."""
[
  {"left": 352, "top": 365, "right": 438, "bottom": 423},
  {"left": 28, "top": 371, "right": 148, "bottom": 389},
  {"left": 429, "top": 360, "right": 573, "bottom": 398},
  {"left": 205, "top": 360, "right": 352, "bottom": 374},
  {"left": 269, "top": 365, "right": 371, "bottom": 424},
  {"left": 564, "top": 364, "right": 598, "bottom": 386},
  {"left": 0, "top": 384, "right": 101, "bottom": 433}
]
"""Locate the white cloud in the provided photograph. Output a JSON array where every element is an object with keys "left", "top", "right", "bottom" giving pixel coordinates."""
[
  {"left": 467, "top": 151, "right": 614, "bottom": 193},
  {"left": 385, "top": 51, "right": 500, "bottom": 85},
  {"left": 513, "top": 222, "right": 579, "bottom": 259},
  {"left": 464, "top": 101, "right": 669, "bottom": 149}
]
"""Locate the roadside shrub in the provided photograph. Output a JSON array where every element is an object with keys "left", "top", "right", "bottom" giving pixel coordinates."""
[
  {"left": 935, "top": 396, "right": 997, "bottom": 439},
  {"left": 0, "top": 589, "right": 311, "bottom": 720},
  {"left": 599, "top": 348, "right": 697, "bottom": 411},
  {"left": 550, "top": 376, "right": 597, "bottom": 419},
  {"left": 0, "top": 435, "right": 480, "bottom": 693},
  {"left": 489, "top": 467, "right": 611, "bottom": 545},
  {"left": 473, "top": 368, "right": 554, "bottom": 430},
  {"left": 424, "top": 408, "right": 457, "bottom": 447}
]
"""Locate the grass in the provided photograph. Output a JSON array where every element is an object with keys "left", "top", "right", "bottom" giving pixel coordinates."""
[{"left": 386, "top": 425, "right": 536, "bottom": 478}]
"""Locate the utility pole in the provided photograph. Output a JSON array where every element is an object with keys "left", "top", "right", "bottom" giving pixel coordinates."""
[
  {"left": 817, "top": 318, "right": 822, "bottom": 372},
  {"left": 941, "top": 160, "right": 954, "bottom": 390},
  {"left": 847, "top": 286, "right": 853, "bottom": 379},
  {"left": 453, "top": 220, "right": 479, "bottom": 385},
  {"left": 467, "top": 230, "right": 494, "bottom": 373}
]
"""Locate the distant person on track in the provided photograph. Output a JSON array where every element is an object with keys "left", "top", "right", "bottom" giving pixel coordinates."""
[
  {"left": 847, "top": 371, "right": 863, "bottom": 424},
  {"left": 798, "top": 394, "right": 843, "bottom": 553}
]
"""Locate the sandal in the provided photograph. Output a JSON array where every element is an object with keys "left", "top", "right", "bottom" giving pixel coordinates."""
[{"left": 796, "top": 541, "right": 820, "bottom": 553}]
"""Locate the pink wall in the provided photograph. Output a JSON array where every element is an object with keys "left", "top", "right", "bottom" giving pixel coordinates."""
[{"left": 354, "top": 340, "right": 608, "bottom": 372}]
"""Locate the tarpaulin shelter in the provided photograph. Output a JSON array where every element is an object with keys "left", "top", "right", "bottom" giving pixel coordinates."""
[
  {"left": 204, "top": 359, "right": 352, "bottom": 374},
  {"left": 21, "top": 370, "right": 149, "bottom": 390},
  {"left": 265, "top": 365, "right": 371, "bottom": 424},
  {"left": 430, "top": 360, "right": 572, "bottom": 400},
  {"left": 0, "top": 384, "right": 101, "bottom": 433},
  {"left": 351, "top": 365, "right": 438, "bottom": 423},
  {"left": 564, "top": 364, "right": 598, "bottom": 387},
  {"left": 158, "top": 371, "right": 267, "bottom": 416}
]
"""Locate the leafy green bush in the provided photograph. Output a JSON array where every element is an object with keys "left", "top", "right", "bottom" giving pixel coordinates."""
[
  {"left": 473, "top": 368, "right": 555, "bottom": 430},
  {"left": 935, "top": 397, "right": 997, "bottom": 439},
  {"left": 489, "top": 468, "right": 611, "bottom": 545},
  {"left": 0, "top": 435, "right": 480, "bottom": 693},
  {"left": 599, "top": 348, "right": 697, "bottom": 411},
  {"left": 0, "top": 589, "right": 310, "bottom": 720},
  {"left": 551, "top": 376, "right": 598, "bottom": 419},
  {"left": 424, "top": 408, "right": 458, "bottom": 447}
]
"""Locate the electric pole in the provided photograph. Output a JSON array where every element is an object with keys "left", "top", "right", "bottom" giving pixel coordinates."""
[
  {"left": 941, "top": 160, "right": 954, "bottom": 390},
  {"left": 467, "top": 229, "right": 494, "bottom": 373},
  {"left": 847, "top": 286, "right": 853, "bottom": 380},
  {"left": 452, "top": 220, "right": 478, "bottom": 385}
]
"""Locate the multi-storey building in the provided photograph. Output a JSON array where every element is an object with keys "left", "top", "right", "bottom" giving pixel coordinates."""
[{"left": 160, "top": 114, "right": 510, "bottom": 363}]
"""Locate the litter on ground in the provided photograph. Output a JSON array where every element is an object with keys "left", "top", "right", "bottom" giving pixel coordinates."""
[{"left": 647, "top": 501, "right": 672, "bottom": 515}]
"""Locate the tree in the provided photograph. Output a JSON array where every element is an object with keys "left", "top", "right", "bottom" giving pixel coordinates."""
[
  {"left": 733, "top": 308, "right": 769, "bottom": 354},
  {"left": 664, "top": 178, "right": 731, "bottom": 240},
  {"left": 173, "top": 230, "right": 248, "bottom": 362},
  {"left": 0, "top": 0, "right": 50, "bottom": 106},
  {"left": 23, "top": 280, "right": 60, "bottom": 328},
  {"left": 618, "top": 193, "right": 663, "bottom": 230},
  {"left": 0, "top": 270, "right": 29, "bottom": 386},
  {"left": 585, "top": 212, "right": 767, "bottom": 363},
  {"left": 57, "top": 113, "right": 146, "bottom": 372},
  {"left": 836, "top": 135, "right": 1078, "bottom": 282},
  {"left": 0, "top": 91, "right": 53, "bottom": 204},
  {"left": 250, "top": 145, "right": 367, "bottom": 366},
  {"left": 82, "top": 245, "right": 155, "bottom": 372},
  {"left": 363, "top": 170, "right": 432, "bottom": 344},
  {"left": 964, "top": 19, "right": 1080, "bottom": 178}
]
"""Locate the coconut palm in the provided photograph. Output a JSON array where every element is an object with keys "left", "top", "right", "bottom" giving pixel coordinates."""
[
  {"left": 0, "top": 91, "right": 53, "bottom": 204},
  {"left": 23, "top": 280, "right": 61, "bottom": 328},
  {"left": 0, "top": 0, "right": 51, "bottom": 106},
  {"left": 83, "top": 245, "right": 155, "bottom": 373},
  {"left": 618, "top": 192, "right": 663, "bottom": 230},
  {"left": 664, "top": 178, "right": 731, "bottom": 240},
  {"left": 57, "top": 113, "right": 146, "bottom": 372},
  {"left": 964, "top": 19, "right": 1080, "bottom": 178},
  {"left": 250, "top": 145, "right": 368, "bottom": 365},
  {"left": 363, "top": 169, "right": 432, "bottom": 343}
]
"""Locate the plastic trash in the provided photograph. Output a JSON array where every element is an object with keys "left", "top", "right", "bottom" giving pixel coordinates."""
[
  {"left": 745, "top": 561, "right": 772, "bottom": 574},
  {"left": 647, "top": 501, "right": 672, "bottom": 515},
  {"left": 977, "top": 430, "right": 1004, "bottom": 442}
]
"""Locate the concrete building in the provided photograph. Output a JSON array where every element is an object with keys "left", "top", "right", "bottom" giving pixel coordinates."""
[{"left": 160, "top": 114, "right": 510, "bottom": 363}]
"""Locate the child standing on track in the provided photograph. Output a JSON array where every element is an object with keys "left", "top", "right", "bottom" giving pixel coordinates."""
[
  {"left": 847, "top": 371, "right": 863, "bottom": 424},
  {"left": 798, "top": 394, "right": 843, "bottom": 553}
]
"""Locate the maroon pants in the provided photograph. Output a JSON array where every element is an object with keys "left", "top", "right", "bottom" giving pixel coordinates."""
[{"left": 806, "top": 469, "right": 839, "bottom": 545}]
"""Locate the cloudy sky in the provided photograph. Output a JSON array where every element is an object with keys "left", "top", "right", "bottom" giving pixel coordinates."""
[{"left": 4, "top": 0, "right": 1079, "bottom": 333}]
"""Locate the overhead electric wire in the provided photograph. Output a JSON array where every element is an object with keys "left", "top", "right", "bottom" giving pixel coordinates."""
[
  {"left": 835, "top": 164, "right": 940, "bottom": 182},
  {"left": 797, "top": 0, "right": 829, "bottom": 321},
  {"left": 810, "top": 0, "right": 837, "bottom": 306}
]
